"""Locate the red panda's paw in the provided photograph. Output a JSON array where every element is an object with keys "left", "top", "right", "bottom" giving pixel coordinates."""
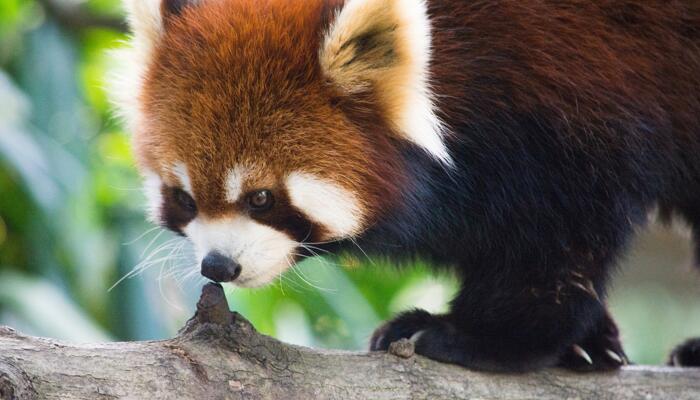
[
  {"left": 370, "top": 311, "right": 476, "bottom": 368},
  {"left": 669, "top": 338, "right": 700, "bottom": 367},
  {"left": 557, "top": 315, "right": 628, "bottom": 372},
  {"left": 371, "top": 314, "right": 563, "bottom": 371},
  {"left": 369, "top": 309, "right": 442, "bottom": 352},
  {"left": 372, "top": 317, "right": 489, "bottom": 369},
  {"left": 558, "top": 343, "right": 627, "bottom": 372}
]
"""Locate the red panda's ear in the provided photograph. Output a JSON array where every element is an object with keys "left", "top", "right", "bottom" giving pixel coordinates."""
[
  {"left": 122, "top": 0, "right": 196, "bottom": 46},
  {"left": 320, "top": 0, "right": 450, "bottom": 163},
  {"left": 161, "top": 0, "right": 194, "bottom": 18},
  {"left": 122, "top": 0, "right": 164, "bottom": 52},
  {"left": 111, "top": 0, "right": 196, "bottom": 133}
]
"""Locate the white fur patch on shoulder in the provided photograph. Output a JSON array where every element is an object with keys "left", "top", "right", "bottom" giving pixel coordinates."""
[
  {"left": 225, "top": 166, "right": 249, "bottom": 203},
  {"left": 286, "top": 172, "right": 364, "bottom": 239},
  {"left": 142, "top": 169, "right": 164, "bottom": 223},
  {"left": 321, "top": 0, "right": 451, "bottom": 164},
  {"left": 107, "top": 0, "right": 164, "bottom": 132}
]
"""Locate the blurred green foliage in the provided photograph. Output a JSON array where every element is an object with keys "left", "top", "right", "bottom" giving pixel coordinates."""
[{"left": 0, "top": 0, "right": 698, "bottom": 365}]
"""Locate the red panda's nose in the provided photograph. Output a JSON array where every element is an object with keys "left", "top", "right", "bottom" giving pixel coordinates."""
[{"left": 201, "top": 251, "right": 242, "bottom": 282}]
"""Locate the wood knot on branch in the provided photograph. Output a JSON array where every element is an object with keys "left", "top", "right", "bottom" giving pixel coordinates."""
[
  {"left": 178, "top": 283, "right": 255, "bottom": 343},
  {"left": 178, "top": 282, "right": 235, "bottom": 335},
  {"left": 196, "top": 283, "right": 235, "bottom": 326},
  {"left": 0, "top": 327, "right": 17, "bottom": 338},
  {"left": 388, "top": 338, "right": 416, "bottom": 359}
]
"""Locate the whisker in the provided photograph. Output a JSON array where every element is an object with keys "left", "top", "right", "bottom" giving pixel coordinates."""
[
  {"left": 349, "top": 237, "right": 375, "bottom": 266},
  {"left": 110, "top": 236, "right": 187, "bottom": 291},
  {"left": 297, "top": 246, "right": 343, "bottom": 269},
  {"left": 157, "top": 257, "right": 184, "bottom": 312},
  {"left": 292, "top": 267, "right": 335, "bottom": 292},
  {"left": 299, "top": 243, "right": 332, "bottom": 255},
  {"left": 123, "top": 226, "right": 161, "bottom": 246},
  {"left": 139, "top": 228, "right": 167, "bottom": 258},
  {"left": 300, "top": 238, "right": 339, "bottom": 246}
]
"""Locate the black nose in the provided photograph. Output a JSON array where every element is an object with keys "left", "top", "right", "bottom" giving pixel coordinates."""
[{"left": 200, "top": 251, "right": 242, "bottom": 282}]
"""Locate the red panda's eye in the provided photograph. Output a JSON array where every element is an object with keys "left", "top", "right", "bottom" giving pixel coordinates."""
[
  {"left": 248, "top": 190, "right": 274, "bottom": 211},
  {"left": 173, "top": 188, "right": 196, "bottom": 213}
]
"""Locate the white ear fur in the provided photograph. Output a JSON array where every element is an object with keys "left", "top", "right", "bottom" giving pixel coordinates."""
[
  {"left": 107, "top": 1, "right": 164, "bottom": 133},
  {"left": 320, "top": 0, "right": 451, "bottom": 164},
  {"left": 123, "top": 0, "right": 164, "bottom": 47}
]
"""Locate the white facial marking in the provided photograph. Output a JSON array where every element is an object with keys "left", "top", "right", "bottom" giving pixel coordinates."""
[
  {"left": 225, "top": 166, "right": 248, "bottom": 203},
  {"left": 171, "top": 162, "right": 193, "bottom": 193},
  {"left": 185, "top": 217, "right": 297, "bottom": 288},
  {"left": 286, "top": 172, "right": 363, "bottom": 239},
  {"left": 142, "top": 169, "right": 163, "bottom": 224}
]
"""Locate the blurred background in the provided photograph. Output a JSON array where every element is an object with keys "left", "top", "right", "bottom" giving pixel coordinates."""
[{"left": 1, "top": 0, "right": 699, "bottom": 365}]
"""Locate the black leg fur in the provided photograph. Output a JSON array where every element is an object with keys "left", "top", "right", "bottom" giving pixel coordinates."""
[
  {"left": 557, "top": 309, "right": 627, "bottom": 371},
  {"left": 370, "top": 309, "right": 442, "bottom": 351},
  {"left": 362, "top": 186, "right": 636, "bottom": 373},
  {"left": 669, "top": 338, "right": 700, "bottom": 367},
  {"left": 371, "top": 305, "right": 624, "bottom": 372},
  {"left": 345, "top": 94, "right": 654, "bottom": 372},
  {"left": 369, "top": 265, "right": 615, "bottom": 372},
  {"left": 370, "top": 303, "right": 590, "bottom": 372},
  {"left": 664, "top": 204, "right": 700, "bottom": 368}
]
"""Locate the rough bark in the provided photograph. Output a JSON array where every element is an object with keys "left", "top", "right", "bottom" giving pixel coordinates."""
[{"left": 1, "top": 283, "right": 699, "bottom": 400}]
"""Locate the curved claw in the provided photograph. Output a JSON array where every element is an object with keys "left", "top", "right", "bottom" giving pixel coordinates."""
[
  {"left": 605, "top": 349, "right": 623, "bottom": 364},
  {"left": 573, "top": 344, "right": 593, "bottom": 365}
]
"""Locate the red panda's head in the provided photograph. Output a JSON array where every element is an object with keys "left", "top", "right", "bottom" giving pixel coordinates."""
[{"left": 111, "top": 0, "right": 448, "bottom": 287}]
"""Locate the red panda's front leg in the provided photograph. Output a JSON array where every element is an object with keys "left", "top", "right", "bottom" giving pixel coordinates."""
[{"left": 370, "top": 271, "right": 625, "bottom": 372}]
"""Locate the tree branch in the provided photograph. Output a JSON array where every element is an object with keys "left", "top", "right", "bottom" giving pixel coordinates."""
[
  {"left": 35, "top": 0, "right": 128, "bottom": 33},
  {"left": 1, "top": 283, "right": 699, "bottom": 399}
]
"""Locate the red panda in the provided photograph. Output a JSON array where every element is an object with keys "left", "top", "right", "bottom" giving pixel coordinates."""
[{"left": 110, "top": 0, "right": 700, "bottom": 372}]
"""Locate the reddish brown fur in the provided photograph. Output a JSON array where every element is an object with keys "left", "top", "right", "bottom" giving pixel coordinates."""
[
  {"left": 138, "top": 0, "right": 405, "bottom": 223},
  {"left": 429, "top": 1, "right": 700, "bottom": 147}
]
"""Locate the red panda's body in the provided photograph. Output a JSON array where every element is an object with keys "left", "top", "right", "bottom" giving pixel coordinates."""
[{"left": 112, "top": 0, "right": 700, "bottom": 371}]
